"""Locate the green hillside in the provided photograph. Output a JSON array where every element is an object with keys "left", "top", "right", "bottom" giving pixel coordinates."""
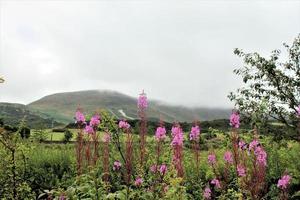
[
  {"left": 0, "top": 103, "right": 62, "bottom": 128},
  {"left": 27, "top": 90, "right": 231, "bottom": 123}
]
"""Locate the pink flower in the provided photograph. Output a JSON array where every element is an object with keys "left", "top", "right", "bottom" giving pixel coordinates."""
[
  {"left": 90, "top": 114, "right": 101, "bottom": 127},
  {"left": 296, "top": 105, "right": 300, "bottom": 117},
  {"left": 230, "top": 111, "right": 240, "bottom": 128},
  {"left": 159, "top": 164, "right": 168, "bottom": 175},
  {"left": 277, "top": 174, "right": 291, "bottom": 190},
  {"left": 118, "top": 120, "right": 130, "bottom": 129},
  {"left": 208, "top": 153, "right": 216, "bottom": 165},
  {"left": 150, "top": 165, "right": 158, "bottom": 173},
  {"left": 155, "top": 126, "right": 167, "bottom": 142},
  {"left": 102, "top": 132, "right": 111, "bottom": 143},
  {"left": 254, "top": 146, "right": 267, "bottom": 166},
  {"left": 238, "top": 140, "right": 246, "bottom": 150},
  {"left": 134, "top": 177, "right": 143, "bottom": 187},
  {"left": 84, "top": 125, "right": 94, "bottom": 134},
  {"left": 189, "top": 125, "right": 200, "bottom": 141},
  {"left": 113, "top": 160, "right": 122, "bottom": 171},
  {"left": 237, "top": 164, "right": 246, "bottom": 177},
  {"left": 203, "top": 187, "right": 211, "bottom": 199},
  {"left": 211, "top": 178, "right": 221, "bottom": 189},
  {"left": 224, "top": 151, "right": 233, "bottom": 164},
  {"left": 171, "top": 126, "right": 184, "bottom": 146},
  {"left": 137, "top": 91, "right": 148, "bottom": 109},
  {"left": 75, "top": 110, "right": 85, "bottom": 124},
  {"left": 249, "top": 139, "right": 259, "bottom": 150}
]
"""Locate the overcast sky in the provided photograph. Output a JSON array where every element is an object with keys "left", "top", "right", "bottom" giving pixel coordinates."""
[{"left": 0, "top": 0, "right": 299, "bottom": 108}]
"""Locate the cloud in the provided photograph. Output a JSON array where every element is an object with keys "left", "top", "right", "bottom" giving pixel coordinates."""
[{"left": 0, "top": 0, "right": 299, "bottom": 107}]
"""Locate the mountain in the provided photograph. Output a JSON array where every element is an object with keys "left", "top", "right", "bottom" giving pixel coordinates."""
[
  {"left": 0, "top": 103, "right": 62, "bottom": 128},
  {"left": 27, "top": 90, "right": 231, "bottom": 123}
]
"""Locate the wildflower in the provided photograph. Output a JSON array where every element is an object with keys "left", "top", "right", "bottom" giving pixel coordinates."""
[
  {"left": 211, "top": 178, "right": 221, "bottom": 189},
  {"left": 203, "top": 187, "right": 211, "bottom": 199},
  {"left": 171, "top": 126, "right": 184, "bottom": 146},
  {"left": 224, "top": 151, "right": 233, "bottom": 164},
  {"left": 138, "top": 91, "right": 148, "bottom": 109},
  {"left": 238, "top": 140, "right": 246, "bottom": 150},
  {"left": 254, "top": 146, "right": 267, "bottom": 166},
  {"left": 230, "top": 111, "right": 240, "bottom": 128},
  {"left": 59, "top": 195, "right": 66, "bottom": 200},
  {"left": 155, "top": 126, "right": 167, "bottom": 142},
  {"left": 102, "top": 132, "right": 111, "bottom": 143},
  {"left": 90, "top": 114, "right": 101, "bottom": 127},
  {"left": 134, "top": 177, "right": 143, "bottom": 187},
  {"left": 84, "top": 125, "right": 94, "bottom": 134},
  {"left": 189, "top": 125, "right": 200, "bottom": 141},
  {"left": 277, "top": 174, "right": 291, "bottom": 190},
  {"left": 249, "top": 139, "right": 259, "bottom": 150},
  {"left": 118, "top": 120, "right": 130, "bottom": 129},
  {"left": 150, "top": 164, "right": 158, "bottom": 173},
  {"left": 113, "top": 160, "right": 122, "bottom": 171},
  {"left": 237, "top": 164, "right": 246, "bottom": 177},
  {"left": 296, "top": 105, "right": 300, "bottom": 117},
  {"left": 159, "top": 164, "right": 168, "bottom": 175},
  {"left": 75, "top": 110, "right": 85, "bottom": 124},
  {"left": 208, "top": 153, "right": 216, "bottom": 165}
]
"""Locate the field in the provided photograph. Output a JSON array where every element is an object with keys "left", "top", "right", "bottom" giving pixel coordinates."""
[{"left": 1, "top": 117, "right": 300, "bottom": 200}]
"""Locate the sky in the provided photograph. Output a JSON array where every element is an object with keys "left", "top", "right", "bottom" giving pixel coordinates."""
[{"left": 0, "top": 0, "right": 299, "bottom": 108}]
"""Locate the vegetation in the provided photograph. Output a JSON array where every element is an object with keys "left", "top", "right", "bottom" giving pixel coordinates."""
[{"left": 229, "top": 34, "right": 300, "bottom": 139}]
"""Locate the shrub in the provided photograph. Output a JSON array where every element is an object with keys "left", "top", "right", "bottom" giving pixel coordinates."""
[{"left": 63, "top": 129, "right": 73, "bottom": 143}]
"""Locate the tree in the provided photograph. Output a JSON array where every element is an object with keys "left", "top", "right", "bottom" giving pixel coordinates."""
[{"left": 228, "top": 34, "right": 300, "bottom": 138}]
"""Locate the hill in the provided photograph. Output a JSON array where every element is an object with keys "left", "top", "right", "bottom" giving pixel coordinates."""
[
  {"left": 28, "top": 90, "right": 231, "bottom": 123},
  {"left": 0, "top": 103, "right": 62, "bottom": 128}
]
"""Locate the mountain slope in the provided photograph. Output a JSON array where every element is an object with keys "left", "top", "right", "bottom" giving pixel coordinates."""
[
  {"left": 0, "top": 103, "right": 62, "bottom": 128},
  {"left": 28, "top": 90, "right": 231, "bottom": 123}
]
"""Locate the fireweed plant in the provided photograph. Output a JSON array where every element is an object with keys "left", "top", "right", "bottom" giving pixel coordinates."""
[
  {"left": 137, "top": 90, "right": 148, "bottom": 167},
  {"left": 75, "top": 111, "right": 101, "bottom": 174},
  {"left": 189, "top": 122, "right": 201, "bottom": 173},
  {"left": 171, "top": 124, "right": 184, "bottom": 177},
  {"left": 118, "top": 120, "right": 134, "bottom": 185}
]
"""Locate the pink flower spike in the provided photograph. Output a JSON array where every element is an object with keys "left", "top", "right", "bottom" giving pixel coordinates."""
[
  {"left": 208, "top": 153, "right": 216, "bottom": 165},
  {"left": 155, "top": 126, "right": 167, "bottom": 142},
  {"left": 137, "top": 90, "right": 148, "bottom": 109},
  {"left": 230, "top": 111, "right": 240, "bottom": 128},
  {"left": 84, "top": 125, "right": 94, "bottom": 135},
  {"left": 277, "top": 174, "right": 291, "bottom": 190},
  {"left": 211, "top": 178, "right": 221, "bottom": 189},
  {"left": 171, "top": 126, "right": 184, "bottom": 146},
  {"left": 249, "top": 139, "right": 259, "bottom": 150},
  {"left": 224, "top": 151, "right": 233, "bottom": 164},
  {"left": 75, "top": 110, "right": 85, "bottom": 124},
  {"left": 237, "top": 164, "right": 246, "bottom": 177},
  {"left": 113, "top": 160, "right": 122, "bottom": 171},
  {"left": 203, "top": 187, "right": 211, "bottom": 199},
  {"left": 159, "top": 164, "right": 168, "bottom": 175},
  {"left": 134, "top": 177, "right": 143, "bottom": 187},
  {"left": 189, "top": 125, "right": 200, "bottom": 141},
  {"left": 118, "top": 120, "right": 130, "bottom": 130},
  {"left": 90, "top": 114, "right": 101, "bottom": 127}
]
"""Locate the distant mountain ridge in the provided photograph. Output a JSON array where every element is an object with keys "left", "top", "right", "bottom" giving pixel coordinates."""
[{"left": 27, "top": 90, "right": 231, "bottom": 123}]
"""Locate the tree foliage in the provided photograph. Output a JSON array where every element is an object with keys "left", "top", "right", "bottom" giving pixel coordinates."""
[{"left": 228, "top": 34, "right": 300, "bottom": 137}]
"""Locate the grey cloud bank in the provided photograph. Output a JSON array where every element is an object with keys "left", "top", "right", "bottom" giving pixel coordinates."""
[{"left": 0, "top": 0, "right": 299, "bottom": 107}]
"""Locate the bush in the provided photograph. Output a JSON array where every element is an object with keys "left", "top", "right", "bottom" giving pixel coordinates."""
[
  {"left": 20, "top": 127, "right": 30, "bottom": 139},
  {"left": 63, "top": 129, "right": 73, "bottom": 143}
]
